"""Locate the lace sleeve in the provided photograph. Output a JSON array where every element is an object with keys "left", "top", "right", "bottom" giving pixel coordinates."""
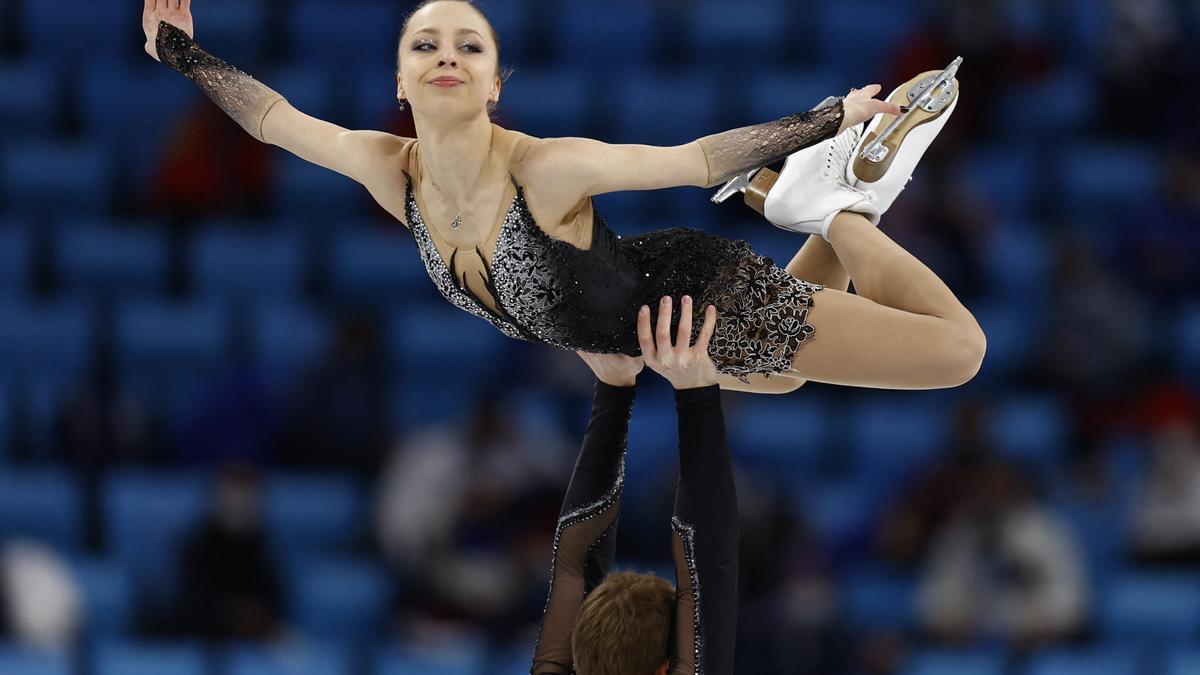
[
  {"left": 156, "top": 21, "right": 286, "bottom": 142},
  {"left": 696, "top": 100, "right": 844, "bottom": 187}
]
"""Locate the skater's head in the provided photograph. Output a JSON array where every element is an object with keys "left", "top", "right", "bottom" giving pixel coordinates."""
[
  {"left": 396, "top": 0, "right": 511, "bottom": 120},
  {"left": 572, "top": 571, "right": 674, "bottom": 675}
]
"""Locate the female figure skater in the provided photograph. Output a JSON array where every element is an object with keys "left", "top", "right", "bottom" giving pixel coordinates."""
[
  {"left": 141, "top": 0, "right": 985, "bottom": 394},
  {"left": 539, "top": 295, "right": 736, "bottom": 674}
]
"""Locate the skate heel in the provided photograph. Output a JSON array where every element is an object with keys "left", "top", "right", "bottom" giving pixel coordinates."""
[{"left": 853, "top": 57, "right": 961, "bottom": 184}]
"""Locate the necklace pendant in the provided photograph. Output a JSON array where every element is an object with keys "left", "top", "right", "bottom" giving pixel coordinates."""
[{"left": 451, "top": 213, "right": 462, "bottom": 230}]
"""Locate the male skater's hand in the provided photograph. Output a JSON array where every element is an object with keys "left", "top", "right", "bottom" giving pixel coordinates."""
[
  {"left": 639, "top": 295, "right": 718, "bottom": 390},
  {"left": 577, "top": 352, "right": 644, "bottom": 388}
]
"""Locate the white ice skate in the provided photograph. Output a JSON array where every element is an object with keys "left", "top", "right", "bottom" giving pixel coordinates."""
[
  {"left": 848, "top": 57, "right": 961, "bottom": 213},
  {"left": 712, "top": 57, "right": 962, "bottom": 230}
]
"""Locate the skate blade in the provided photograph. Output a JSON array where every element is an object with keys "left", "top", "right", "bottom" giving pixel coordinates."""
[
  {"left": 710, "top": 95, "right": 842, "bottom": 204},
  {"left": 854, "top": 56, "right": 961, "bottom": 183}
]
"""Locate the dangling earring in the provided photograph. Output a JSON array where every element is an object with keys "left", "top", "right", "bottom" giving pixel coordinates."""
[{"left": 398, "top": 98, "right": 408, "bottom": 112}]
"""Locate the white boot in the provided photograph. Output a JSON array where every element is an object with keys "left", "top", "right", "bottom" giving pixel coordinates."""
[
  {"left": 848, "top": 58, "right": 961, "bottom": 214},
  {"left": 762, "top": 124, "right": 880, "bottom": 241}
]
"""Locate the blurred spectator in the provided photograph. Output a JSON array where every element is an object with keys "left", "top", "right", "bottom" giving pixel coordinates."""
[
  {"left": 375, "top": 397, "right": 567, "bottom": 643},
  {"left": 1130, "top": 403, "right": 1200, "bottom": 565},
  {"left": 918, "top": 461, "right": 1088, "bottom": 647},
  {"left": 144, "top": 103, "right": 273, "bottom": 220},
  {"left": 0, "top": 540, "right": 82, "bottom": 649},
  {"left": 874, "top": 399, "right": 994, "bottom": 568},
  {"left": 275, "top": 315, "right": 389, "bottom": 472},
  {"left": 174, "top": 464, "right": 283, "bottom": 640}
]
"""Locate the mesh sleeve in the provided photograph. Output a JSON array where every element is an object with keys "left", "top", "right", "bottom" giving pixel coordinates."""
[{"left": 697, "top": 101, "right": 844, "bottom": 187}]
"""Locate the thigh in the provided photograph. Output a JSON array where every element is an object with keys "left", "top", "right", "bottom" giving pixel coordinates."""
[{"left": 788, "top": 288, "right": 982, "bottom": 390}]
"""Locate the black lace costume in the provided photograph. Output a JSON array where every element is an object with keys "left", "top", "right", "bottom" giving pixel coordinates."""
[
  {"left": 532, "top": 382, "right": 738, "bottom": 675},
  {"left": 155, "top": 20, "right": 839, "bottom": 381},
  {"left": 404, "top": 172, "right": 825, "bottom": 381}
]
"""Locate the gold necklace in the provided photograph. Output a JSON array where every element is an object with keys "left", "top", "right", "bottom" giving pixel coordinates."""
[{"left": 427, "top": 143, "right": 493, "bottom": 231}]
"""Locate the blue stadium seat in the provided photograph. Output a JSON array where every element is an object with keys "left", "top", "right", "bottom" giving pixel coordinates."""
[
  {"left": 223, "top": 643, "right": 351, "bottom": 675},
  {"left": 375, "top": 639, "right": 487, "bottom": 675},
  {"left": 327, "top": 229, "right": 425, "bottom": 306},
  {"left": 0, "top": 470, "right": 82, "bottom": 551},
  {"left": 1166, "top": 650, "right": 1200, "bottom": 675},
  {"left": 815, "top": 3, "right": 918, "bottom": 80},
  {"left": 614, "top": 70, "right": 721, "bottom": 145},
  {"left": 1000, "top": 69, "right": 1096, "bottom": 141},
  {"left": 192, "top": 230, "right": 306, "bottom": 301},
  {"left": 264, "top": 474, "right": 365, "bottom": 555},
  {"left": 747, "top": 69, "right": 845, "bottom": 123},
  {"left": 963, "top": 145, "right": 1040, "bottom": 217},
  {"left": 0, "top": 646, "right": 70, "bottom": 675},
  {"left": 0, "top": 384, "right": 9, "bottom": 461},
  {"left": 2, "top": 141, "right": 113, "bottom": 214},
  {"left": 980, "top": 222, "right": 1052, "bottom": 297},
  {"left": 496, "top": 67, "right": 591, "bottom": 138},
  {"left": 251, "top": 303, "right": 333, "bottom": 391},
  {"left": 1023, "top": 648, "right": 1138, "bottom": 675},
  {"left": 0, "top": 300, "right": 92, "bottom": 384},
  {"left": 78, "top": 64, "right": 195, "bottom": 184},
  {"left": 387, "top": 304, "right": 509, "bottom": 379},
  {"left": 285, "top": 557, "right": 394, "bottom": 641},
  {"left": 840, "top": 565, "right": 916, "bottom": 630},
  {"left": 388, "top": 377, "right": 481, "bottom": 430},
  {"left": 195, "top": 0, "right": 271, "bottom": 66},
  {"left": 555, "top": 1, "right": 659, "bottom": 70},
  {"left": 0, "top": 62, "right": 57, "bottom": 136},
  {"left": 288, "top": 0, "right": 400, "bottom": 68},
  {"left": 987, "top": 395, "right": 1067, "bottom": 468},
  {"left": 114, "top": 301, "right": 230, "bottom": 372},
  {"left": 970, "top": 301, "right": 1038, "bottom": 379},
  {"left": 624, "top": 397, "right": 677, "bottom": 478},
  {"left": 352, "top": 67, "right": 404, "bottom": 131},
  {"left": 684, "top": 1, "right": 789, "bottom": 66},
  {"left": 797, "top": 479, "right": 873, "bottom": 544},
  {"left": 848, "top": 396, "right": 950, "bottom": 477},
  {"left": 94, "top": 642, "right": 209, "bottom": 675},
  {"left": 1058, "top": 144, "right": 1160, "bottom": 218},
  {"left": 479, "top": 1, "right": 531, "bottom": 64},
  {"left": 54, "top": 219, "right": 169, "bottom": 298},
  {"left": 904, "top": 650, "right": 1005, "bottom": 675},
  {"left": 0, "top": 219, "right": 32, "bottom": 296},
  {"left": 1099, "top": 574, "right": 1200, "bottom": 642},
  {"left": 272, "top": 154, "right": 368, "bottom": 219},
  {"left": 73, "top": 557, "right": 134, "bottom": 638},
  {"left": 103, "top": 471, "right": 210, "bottom": 605},
  {"left": 726, "top": 398, "right": 831, "bottom": 471},
  {"left": 20, "top": 0, "right": 129, "bottom": 67}
]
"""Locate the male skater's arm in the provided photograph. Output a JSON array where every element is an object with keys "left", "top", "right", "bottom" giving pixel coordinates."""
[
  {"left": 638, "top": 296, "right": 739, "bottom": 675},
  {"left": 531, "top": 353, "right": 644, "bottom": 675}
]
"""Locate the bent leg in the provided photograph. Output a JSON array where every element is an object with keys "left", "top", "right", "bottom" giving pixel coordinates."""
[{"left": 789, "top": 286, "right": 984, "bottom": 389}]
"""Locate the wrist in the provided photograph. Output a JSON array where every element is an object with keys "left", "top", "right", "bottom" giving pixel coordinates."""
[{"left": 599, "top": 376, "right": 637, "bottom": 388}]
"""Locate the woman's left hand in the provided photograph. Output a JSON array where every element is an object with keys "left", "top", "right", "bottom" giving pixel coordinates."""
[
  {"left": 577, "top": 351, "right": 644, "bottom": 388},
  {"left": 838, "top": 84, "right": 904, "bottom": 133}
]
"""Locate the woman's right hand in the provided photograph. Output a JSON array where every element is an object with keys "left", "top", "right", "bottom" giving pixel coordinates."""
[
  {"left": 142, "top": 0, "right": 195, "bottom": 62},
  {"left": 638, "top": 295, "right": 718, "bottom": 390}
]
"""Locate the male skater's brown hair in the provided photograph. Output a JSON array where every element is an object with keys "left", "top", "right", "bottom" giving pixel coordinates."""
[{"left": 571, "top": 571, "right": 676, "bottom": 675}]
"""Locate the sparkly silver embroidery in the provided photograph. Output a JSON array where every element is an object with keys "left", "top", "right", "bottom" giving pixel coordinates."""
[
  {"left": 672, "top": 515, "right": 704, "bottom": 674},
  {"left": 404, "top": 176, "right": 526, "bottom": 341}
]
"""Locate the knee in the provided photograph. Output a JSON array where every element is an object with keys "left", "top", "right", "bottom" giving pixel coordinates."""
[{"left": 945, "top": 321, "right": 987, "bottom": 387}]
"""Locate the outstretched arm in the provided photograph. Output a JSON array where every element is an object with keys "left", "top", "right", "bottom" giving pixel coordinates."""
[
  {"left": 519, "top": 87, "right": 901, "bottom": 198},
  {"left": 638, "top": 296, "right": 739, "bottom": 675},
  {"left": 531, "top": 353, "right": 643, "bottom": 675},
  {"left": 143, "top": 1, "right": 409, "bottom": 188}
]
